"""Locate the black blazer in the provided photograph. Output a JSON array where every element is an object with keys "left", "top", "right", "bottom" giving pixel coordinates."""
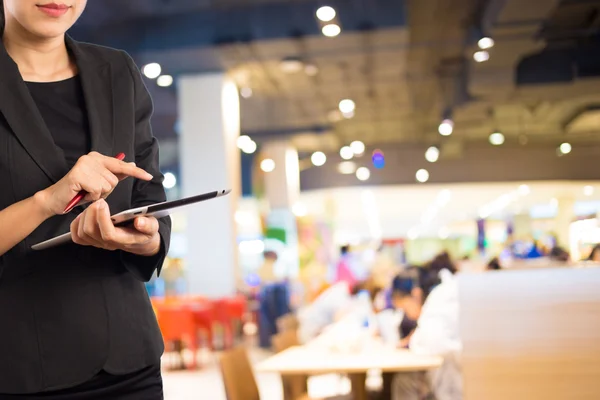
[{"left": 0, "top": 36, "right": 171, "bottom": 394}]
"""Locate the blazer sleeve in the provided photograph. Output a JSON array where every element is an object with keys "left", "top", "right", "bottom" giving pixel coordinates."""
[{"left": 120, "top": 51, "right": 172, "bottom": 282}]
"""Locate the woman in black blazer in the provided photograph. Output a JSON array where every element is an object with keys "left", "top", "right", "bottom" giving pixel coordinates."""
[{"left": 0, "top": 1, "right": 171, "bottom": 398}]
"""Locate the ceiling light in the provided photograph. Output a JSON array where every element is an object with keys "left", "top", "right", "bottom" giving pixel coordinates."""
[
  {"left": 316, "top": 6, "right": 336, "bottom": 22},
  {"left": 157, "top": 75, "right": 173, "bottom": 87},
  {"left": 163, "top": 172, "right": 177, "bottom": 189},
  {"left": 240, "top": 87, "right": 253, "bottom": 99},
  {"left": 339, "top": 99, "right": 356, "bottom": 114},
  {"left": 416, "top": 169, "right": 430, "bottom": 183},
  {"left": 584, "top": 185, "right": 594, "bottom": 196},
  {"left": 241, "top": 139, "right": 257, "bottom": 154},
  {"left": 142, "top": 63, "right": 162, "bottom": 79},
  {"left": 292, "top": 203, "right": 308, "bottom": 217},
  {"left": 342, "top": 110, "right": 355, "bottom": 119},
  {"left": 425, "top": 146, "right": 440, "bottom": 163},
  {"left": 260, "top": 158, "right": 276, "bottom": 173},
  {"left": 305, "top": 64, "right": 319, "bottom": 76},
  {"left": 356, "top": 167, "right": 370, "bottom": 181},
  {"left": 340, "top": 146, "right": 354, "bottom": 160},
  {"left": 350, "top": 141, "right": 365, "bottom": 155},
  {"left": 280, "top": 58, "right": 304, "bottom": 74},
  {"left": 322, "top": 24, "right": 341, "bottom": 37},
  {"left": 559, "top": 142, "right": 572, "bottom": 155},
  {"left": 489, "top": 132, "right": 505, "bottom": 146},
  {"left": 311, "top": 151, "right": 327, "bottom": 167},
  {"left": 338, "top": 161, "right": 357, "bottom": 175},
  {"left": 518, "top": 184, "right": 530, "bottom": 196},
  {"left": 438, "top": 119, "right": 454, "bottom": 136},
  {"left": 478, "top": 37, "right": 495, "bottom": 50},
  {"left": 237, "top": 135, "right": 252, "bottom": 149},
  {"left": 473, "top": 50, "right": 490, "bottom": 63}
]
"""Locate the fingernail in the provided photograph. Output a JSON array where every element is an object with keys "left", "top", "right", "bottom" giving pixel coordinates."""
[
  {"left": 138, "top": 218, "right": 146, "bottom": 227},
  {"left": 146, "top": 173, "right": 154, "bottom": 180},
  {"left": 97, "top": 201, "right": 105, "bottom": 210}
]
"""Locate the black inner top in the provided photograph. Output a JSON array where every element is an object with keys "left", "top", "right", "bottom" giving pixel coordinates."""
[{"left": 26, "top": 76, "right": 91, "bottom": 168}]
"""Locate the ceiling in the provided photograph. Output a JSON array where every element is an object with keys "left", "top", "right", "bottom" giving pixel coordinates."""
[{"left": 71, "top": 0, "right": 600, "bottom": 180}]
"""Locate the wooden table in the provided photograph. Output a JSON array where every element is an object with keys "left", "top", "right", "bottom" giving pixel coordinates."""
[{"left": 256, "top": 344, "right": 442, "bottom": 400}]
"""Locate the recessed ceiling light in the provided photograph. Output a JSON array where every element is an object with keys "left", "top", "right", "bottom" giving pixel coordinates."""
[
  {"left": 322, "top": 24, "right": 341, "bottom": 37},
  {"left": 350, "top": 141, "right": 365, "bottom": 155},
  {"left": 559, "top": 142, "right": 572, "bottom": 155},
  {"left": 339, "top": 99, "right": 356, "bottom": 114},
  {"left": 340, "top": 146, "right": 354, "bottom": 160},
  {"left": 311, "top": 151, "right": 327, "bottom": 167},
  {"left": 316, "top": 6, "right": 336, "bottom": 22},
  {"left": 473, "top": 50, "right": 490, "bottom": 63},
  {"left": 584, "top": 185, "right": 594, "bottom": 196},
  {"left": 438, "top": 119, "right": 453, "bottom": 136},
  {"left": 163, "top": 172, "right": 177, "bottom": 189},
  {"left": 489, "top": 132, "right": 505, "bottom": 146},
  {"left": 425, "top": 146, "right": 440, "bottom": 163},
  {"left": 478, "top": 37, "right": 495, "bottom": 50},
  {"left": 356, "top": 167, "right": 370, "bottom": 181},
  {"left": 260, "top": 159, "right": 276, "bottom": 173},
  {"left": 157, "top": 75, "right": 173, "bottom": 87},
  {"left": 142, "top": 63, "right": 161, "bottom": 79},
  {"left": 416, "top": 169, "right": 430, "bottom": 183}
]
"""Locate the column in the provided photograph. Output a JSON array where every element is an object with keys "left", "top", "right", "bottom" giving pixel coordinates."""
[
  {"left": 261, "top": 141, "right": 300, "bottom": 279},
  {"left": 512, "top": 213, "right": 532, "bottom": 241},
  {"left": 178, "top": 73, "right": 241, "bottom": 297},
  {"left": 554, "top": 197, "right": 575, "bottom": 249}
]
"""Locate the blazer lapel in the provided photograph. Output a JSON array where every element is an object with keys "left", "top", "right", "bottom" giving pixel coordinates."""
[
  {"left": 0, "top": 41, "right": 69, "bottom": 183},
  {"left": 66, "top": 36, "right": 115, "bottom": 157}
]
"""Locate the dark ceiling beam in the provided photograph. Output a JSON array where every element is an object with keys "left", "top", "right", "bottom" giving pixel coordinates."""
[{"left": 69, "top": 0, "right": 406, "bottom": 54}]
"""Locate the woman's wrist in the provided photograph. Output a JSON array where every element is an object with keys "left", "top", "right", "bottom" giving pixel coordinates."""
[{"left": 33, "top": 190, "right": 56, "bottom": 220}]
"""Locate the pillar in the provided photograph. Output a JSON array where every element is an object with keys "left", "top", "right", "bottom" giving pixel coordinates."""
[
  {"left": 554, "top": 197, "right": 575, "bottom": 249},
  {"left": 512, "top": 213, "right": 532, "bottom": 241},
  {"left": 261, "top": 141, "right": 300, "bottom": 279},
  {"left": 178, "top": 73, "right": 241, "bottom": 297}
]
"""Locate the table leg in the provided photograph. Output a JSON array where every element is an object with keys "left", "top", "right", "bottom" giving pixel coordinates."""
[{"left": 349, "top": 372, "right": 368, "bottom": 400}]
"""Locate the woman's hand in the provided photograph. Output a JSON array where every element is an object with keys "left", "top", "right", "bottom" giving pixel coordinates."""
[
  {"left": 37, "top": 152, "right": 153, "bottom": 218},
  {"left": 70, "top": 199, "right": 161, "bottom": 256}
]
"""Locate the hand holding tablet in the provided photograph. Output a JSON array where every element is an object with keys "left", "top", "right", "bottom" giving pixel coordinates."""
[{"left": 32, "top": 189, "right": 231, "bottom": 251}]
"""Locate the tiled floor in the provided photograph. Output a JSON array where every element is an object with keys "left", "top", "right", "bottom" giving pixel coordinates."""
[
  {"left": 162, "top": 348, "right": 284, "bottom": 400},
  {"left": 162, "top": 348, "right": 353, "bottom": 400}
]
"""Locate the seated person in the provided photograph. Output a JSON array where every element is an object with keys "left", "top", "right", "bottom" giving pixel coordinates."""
[
  {"left": 297, "top": 280, "right": 381, "bottom": 343},
  {"left": 391, "top": 274, "right": 422, "bottom": 348},
  {"left": 392, "top": 268, "right": 462, "bottom": 400}
]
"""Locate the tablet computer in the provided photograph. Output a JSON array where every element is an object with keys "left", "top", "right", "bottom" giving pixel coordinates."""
[{"left": 31, "top": 189, "right": 231, "bottom": 251}]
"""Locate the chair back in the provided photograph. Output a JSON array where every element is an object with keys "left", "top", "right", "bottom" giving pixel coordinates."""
[
  {"left": 220, "top": 347, "right": 260, "bottom": 400},
  {"left": 459, "top": 266, "right": 600, "bottom": 400},
  {"left": 271, "top": 331, "right": 308, "bottom": 400}
]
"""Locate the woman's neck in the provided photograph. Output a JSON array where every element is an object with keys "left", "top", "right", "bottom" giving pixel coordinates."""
[{"left": 2, "top": 25, "right": 75, "bottom": 82}]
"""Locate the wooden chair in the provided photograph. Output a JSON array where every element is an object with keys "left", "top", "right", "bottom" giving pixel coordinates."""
[
  {"left": 459, "top": 266, "right": 600, "bottom": 400},
  {"left": 220, "top": 347, "right": 312, "bottom": 400},
  {"left": 277, "top": 313, "right": 300, "bottom": 333},
  {"left": 272, "top": 331, "right": 309, "bottom": 400}
]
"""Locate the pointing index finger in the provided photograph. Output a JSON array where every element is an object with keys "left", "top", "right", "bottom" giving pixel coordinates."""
[{"left": 103, "top": 157, "right": 153, "bottom": 181}]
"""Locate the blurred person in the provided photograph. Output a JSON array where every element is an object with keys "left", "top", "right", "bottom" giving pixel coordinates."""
[
  {"left": 487, "top": 257, "right": 502, "bottom": 271},
  {"left": 588, "top": 244, "right": 600, "bottom": 262},
  {"left": 257, "top": 250, "right": 278, "bottom": 283},
  {"left": 0, "top": 1, "right": 171, "bottom": 398},
  {"left": 335, "top": 244, "right": 358, "bottom": 286},
  {"left": 392, "top": 267, "right": 462, "bottom": 400},
  {"left": 549, "top": 246, "right": 570, "bottom": 263},
  {"left": 391, "top": 274, "right": 422, "bottom": 348},
  {"left": 296, "top": 279, "right": 380, "bottom": 343}
]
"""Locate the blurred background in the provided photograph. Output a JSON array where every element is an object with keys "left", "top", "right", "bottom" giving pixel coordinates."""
[{"left": 71, "top": 0, "right": 600, "bottom": 399}]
